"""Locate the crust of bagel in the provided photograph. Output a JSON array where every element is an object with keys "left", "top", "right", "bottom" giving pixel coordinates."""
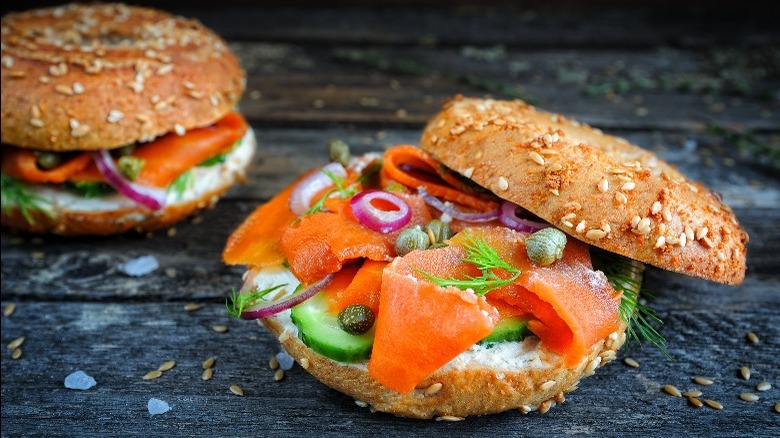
[
  {"left": 1, "top": 3, "right": 245, "bottom": 151},
  {"left": 1, "top": 128, "right": 255, "bottom": 235},
  {"left": 420, "top": 95, "right": 748, "bottom": 285},
  {"left": 261, "top": 316, "right": 626, "bottom": 419}
]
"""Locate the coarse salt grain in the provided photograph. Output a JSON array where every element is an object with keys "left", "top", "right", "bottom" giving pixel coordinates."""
[
  {"left": 118, "top": 255, "right": 159, "bottom": 277},
  {"left": 147, "top": 398, "right": 170, "bottom": 416},
  {"left": 64, "top": 371, "right": 97, "bottom": 390}
]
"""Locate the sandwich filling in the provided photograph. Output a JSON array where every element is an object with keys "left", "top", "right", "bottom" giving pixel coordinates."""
[
  {"left": 224, "top": 145, "right": 637, "bottom": 394},
  {"left": 1, "top": 112, "right": 250, "bottom": 218}
]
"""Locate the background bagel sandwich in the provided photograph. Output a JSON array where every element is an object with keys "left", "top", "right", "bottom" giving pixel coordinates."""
[
  {"left": 222, "top": 96, "right": 748, "bottom": 419},
  {"left": 1, "top": 3, "right": 253, "bottom": 235}
]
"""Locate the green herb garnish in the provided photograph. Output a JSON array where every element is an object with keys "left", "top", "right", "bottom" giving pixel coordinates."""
[
  {"left": 304, "top": 169, "right": 359, "bottom": 216},
  {"left": 226, "top": 284, "right": 287, "bottom": 319},
  {"left": 594, "top": 250, "right": 671, "bottom": 359},
  {"left": 64, "top": 181, "right": 116, "bottom": 198},
  {"left": 1, "top": 174, "right": 53, "bottom": 224},
  {"left": 198, "top": 154, "right": 227, "bottom": 167},
  {"left": 167, "top": 170, "right": 193, "bottom": 200},
  {"left": 418, "top": 233, "right": 521, "bottom": 296}
]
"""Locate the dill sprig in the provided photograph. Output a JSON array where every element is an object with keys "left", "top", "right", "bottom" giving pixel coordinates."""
[
  {"left": 226, "top": 284, "right": 286, "bottom": 319},
  {"left": 418, "top": 233, "right": 520, "bottom": 296},
  {"left": 168, "top": 170, "right": 193, "bottom": 200},
  {"left": 304, "top": 169, "right": 359, "bottom": 216},
  {"left": 1, "top": 174, "right": 53, "bottom": 224},
  {"left": 594, "top": 250, "right": 671, "bottom": 359}
]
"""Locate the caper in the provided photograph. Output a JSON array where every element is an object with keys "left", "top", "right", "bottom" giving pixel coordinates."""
[
  {"left": 338, "top": 304, "right": 376, "bottom": 335},
  {"left": 116, "top": 144, "right": 137, "bottom": 156},
  {"left": 34, "top": 151, "right": 63, "bottom": 170},
  {"left": 424, "top": 219, "right": 453, "bottom": 245},
  {"left": 395, "top": 226, "right": 430, "bottom": 256},
  {"left": 117, "top": 156, "right": 145, "bottom": 181},
  {"left": 525, "top": 227, "right": 567, "bottom": 265},
  {"left": 327, "top": 138, "right": 351, "bottom": 166}
]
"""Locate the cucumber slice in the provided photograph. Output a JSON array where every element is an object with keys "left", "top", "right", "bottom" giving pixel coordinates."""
[
  {"left": 290, "top": 292, "right": 374, "bottom": 362},
  {"left": 478, "top": 317, "right": 530, "bottom": 345}
]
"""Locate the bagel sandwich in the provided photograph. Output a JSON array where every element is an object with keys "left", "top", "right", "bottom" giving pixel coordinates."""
[
  {"left": 222, "top": 96, "right": 748, "bottom": 419},
  {"left": 1, "top": 3, "right": 253, "bottom": 235}
]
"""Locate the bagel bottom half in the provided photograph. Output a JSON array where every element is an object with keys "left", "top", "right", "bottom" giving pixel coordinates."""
[
  {"left": 256, "top": 260, "right": 640, "bottom": 419},
  {"left": 1, "top": 128, "right": 256, "bottom": 235}
]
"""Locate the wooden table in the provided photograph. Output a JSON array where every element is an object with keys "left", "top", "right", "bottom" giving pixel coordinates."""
[{"left": 2, "top": 2, "right": 778, "bottom": 436}]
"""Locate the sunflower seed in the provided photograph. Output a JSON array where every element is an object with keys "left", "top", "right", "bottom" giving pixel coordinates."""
[
  {"left": 274, "top": 370, "right": 285, "bottom": 381},
  {"left": 3, "top": 303, "right": 16, "bottom": 317},
  {"left": 746, "top": 332, "right": 759, "bottom": 344},
  {"left": 7, "top": 336, "right": 25, "bottom": 350},
  {"left": 229, "top": 384, "right": 244, "bottom": 396},
  {"left": 212, "top": 325, "right": 228, "bottom": 333},
  {"left": 703, "top": 399, "right": 723, "bottom": 410},
  {"left": 756, "top": 382, "right": 771, "bottom": 392},
  {"left": 623, "top": 357, "right": 639, "bottom": 368},
  {"left": 775, "top": 403, "right": 780, "bottom": 413},
  {"left": 202, "top": 357, "right": 215, "bottom": 369},
  {"left": 354, "top": 400, "right": 368, "bottom": 408},
  {"left": 435, "top": 415, "right": 464, "bottom": 422},
  {"left": 142, "top": 370, "right": 162, "bottom": 380},
  {"left": 687, "top": 397, "right": 703, "bottom": 408},
  {"left": 158, "top": 361, "right": 176, "bottom": 372},
  {"left": 201, "top": 368, "right": 213, "bottom": 381},
  {"left": 740, "top": 366, "right": 751, "bottom": 380},
  {"left": 739, "top": 392, "right": 759, "bottom": 402},
  {"left": 183, "top": 303, "right": 202, "bottom": 312},
  {"left": 11, "top": 348, "right": 22, "bottom": 359},
  {"left": 663, "top": 385, "right": 682, "bottom": 397},
  {"left": 683, "top": 390, "right": 702, "bottom": 397},
  {"left": 268, "top": 355, "right": 279, "bottom": 370},
  {"left": 425, "top": 382, "right": 443, "bottom": 396},
  {"left": 693, "top": 376, "right": 714, "bottom": 386}
]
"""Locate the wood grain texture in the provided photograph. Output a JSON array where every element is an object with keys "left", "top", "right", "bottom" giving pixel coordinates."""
[{"left": 1, "top": 3, "right": 779, "bottom": 437}]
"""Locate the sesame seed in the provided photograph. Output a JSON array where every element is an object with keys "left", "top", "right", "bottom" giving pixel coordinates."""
[
  {"left": 703, "top": 399, "right": 723, "bottom": 410},
  {"left": 631, "top": 216, "right": 641, "bottom": 228},
  {"left": 576, "top": 221, "right": 586, "bottom": 234},
  {"left": 273, "top": 370, "right": 285, "bottom": 381},
  {"left": 683, "top": 390, "right": 702, "bottom": 397},
  {"left": 71, "top": 124, "right": 90, "bottom": 138},
  {"left": 55, "top": 84, "right": 74, "bottom": 95},
  {"left": 201, "top": 368, "right": 213, "bottom": 381},
  {"left": 746, "top": 332, "right": 759, "bottom": 344},
  {"left": 663, "top": 384, "right": 682, "bottom": 397},
  {"left": 538, "top": 401, "right": 553, "bottom": 414},
  {"left": 651, "top": 201, "right": 662, "bottom": 215},
  {"left": 450, "top": 125, "right": 465, "bottom": 135},
  {"left": 174, "top": 124, "right": 186, "bottom": 136},
  {"left": 29, "top": 118, "right": 44, "bottom": 128},
  {"left": 158, "top": 361, "right": 176, "bottom": 372},
  {"left": 550, "top": 188, "right": 559, "bottom": 196},
  {"left": 278, "top": 331, "right": 290, "bottom": 342},
  {"left": 585, "top": 357, "right": 601, "bottom": 375},
  {"left": 542, "top": 133, "right": 553, "bottom": 146},
  {"left": 696, "top": 227, "right": 709, "bottom": 240},
  {"left": 756, "top": 382, "right": 771, "bottom": 391},
  {"left": 717, "top": 252, "right": 726, "bottom": 261},
  {"left": 621, "top": 181, "right": 636, "bottom": 191},
  {"left": 602, "top": 223, "right": 611, "bottom": 233},
  {"left": 210, "top": 93, "right": 220, "bottom": 107},
  {"left": 183, "top": 81, "right": 195, "bottom": 90},
  {"left": 11, "top": 348, "right": 22, "bottom": 360},
  {"left": 1, "top": 55, "right": 13, "bottom": 68},
  {"left": 299, "top": 358, "right": 310, "bottom": 369},
  {"left": 529, "top": 151, "right": 545, "bottom": 165},
  {"left": 425, "top": 382, "right": 443, "bottom": 396},
  {"left": 107, "top": 110, "right": 124, "bottom": 123},
  {"left": 740, "top": 366, "right": 751, "bottom": 380},
  {"left": 654, "top": 236, "right": 666, "bottom": 248},
  {"left": 72, "top": 82, "right": 84, "bottom": 94},
  {"left": 212, "top": 325, "right": 228, "bottom": 333},
  {"left": 615, "top": 192, "right": 628, "bottom": 204},
  {"left": 540, "top": 380, "right": 556, "bottom": 391},
  {"left": 203, "top": 357, "right": 216, "bottom": 369},
  {"left": 693, "top": 376, "right": 714, "bottom": 386},
  {"left": 436, "top": 415, "right": 464, "bottom": 422},
  {"left": 662, "top": 207, "right": 672, "bottom": 222},
  {"left": 463, "top": 167, "right": 474, "bottom": 178},
  {"left": 739, "top": 392, "right": 759, "bottom": 402},
  {"left": 3, "top": 303, "right": 16, "bottom": 317},
  {"left": 518, "top": 405, "right": 532, "bottom": 414},
  {"left": 598, "top": 179, "right": 609, "bottom": 193},
  {"left": 679, "top": 232, "right": 687, "bottom": 247},
  {"left": 157, "top": 64, "right": 174, "bottom": 75},
  {"left": 142, "top": 370, "right": 163, "bottom": 380},
  {"left": 355, "top": 400, "right": 368, "bottom": 408},
  {"left": 7, "top": 337, "right": 25, "bottom": 350},
  {"left": 561, "top": 213, "right": 576, "bottom": 222},
  {"left": 498, "top": 176, "right": 509, "bottom": 191},
  {"left": 184, "top": 303, "right": 202, "bottom": 312},
  {"left": 586, "top": 229, "right": 607, "bottom": 240},
  {"left": 688, "top": 397, "right": 703, "bottom": 408},
  {"left": 229, "top": 384, "right": 244, "bottom": 396},
  {"left": 623, "top": 357, "right": 639, "bottom": 368}
]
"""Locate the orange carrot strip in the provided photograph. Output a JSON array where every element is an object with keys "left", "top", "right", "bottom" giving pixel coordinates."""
[{"left": 381, "top": 145, "right": 498, "bottom": 212}]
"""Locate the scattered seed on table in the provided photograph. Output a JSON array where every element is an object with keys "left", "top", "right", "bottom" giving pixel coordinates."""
[
  {"left": 435, "top": 415, "right": 464, "bottom": 422},
  {"left": 202, "top": 357, "right": 215, "bottom": 369},
  {"left": 274, "top": 370, "right": 285, "bottom": 382},
  {"left": 693, "top": 376, "right": 714, "bottom": 386},
  {"left": 663, "top": 384, "right": 682, "bottom": 397},
  {"left": 269, "top": 355, "right": 279, "bottom": 370},
  {"left": 230, "top": 384, "right": 244, "bottom": 396},
  {"left": 202, "top": 368, "right": 213, "bottom": 381},
  {"left": 143, "top": 370, "right": 163, "bottom": 380},
  {"left": 775, "top": 403, "right": 780, "bottom": 413},
  {"left": 740, "top": 366, "right": 751, "bottom": 380},
  {"left": 623, "top": 357, "right": 639, "bottom": 368},
  {"left": 739, "top": 392, "right": 759, "bottom": 402},
  {"left": 158, "top": 361, "right": 176, "bottom": 372},
  {"left": 746, "top": 332, "right": 759, "bottom": 344},
  {"left": 11, "top": 348, "right": 22, "bottom": 359},
  {"left": 184, "top": 303, "right": 202, "bottom": 312},
  {"left": 688, "top": 397, "right": 703, "bottom": 408},
  {"left": 756, "top": 382, "right": 771, "bottom": 392},
  {"left": 3, "top": 303, "right": 16, "bottom": 317},
  {"left": 683, "top": 390, "right": 702, "bottom": 397},
  {"left": 212, "top": 325, "right": 228, "bottom": 333},
  {"left": 7, "top": 336, "right": 25, "bottom": 350},
  {"left": 354, "top": 400, "right": 368, "bottom": 408},
  {"left": 703, "top": 399, "right": 723, "bottom": 410}
]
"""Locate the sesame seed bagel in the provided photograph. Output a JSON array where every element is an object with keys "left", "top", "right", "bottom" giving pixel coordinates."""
[
  {"left": 260, "top": 302, "right": 627, "bottom": 419},
  {"left": 1, "top": 127, "right": 255, "bottom": 235},
  {"left": 420, "top": 96, "right": 748, "bottom": 285},
  {"left": 1, "top": 3, "right": 245, "bottom": 151}
]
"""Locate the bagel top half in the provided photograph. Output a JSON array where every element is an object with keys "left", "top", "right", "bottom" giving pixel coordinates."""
[
  {"left": 1, "top": 2, "right": 245, "bottom": 151},
  {"left": 420, "top": 96, "right": 748, "bottom": 285}
]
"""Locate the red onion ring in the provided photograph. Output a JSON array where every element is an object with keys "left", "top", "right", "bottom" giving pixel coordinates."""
[
  {"left": 92, "top": 150, "right": 166, "bottom": 210},
  {"left": 240, "top": 273, "right": 335, "bottom": 320},
  {"left": 498, "top": 201, "right": 549, "bottom": 232},
  {"left": 418, "top": 186, "right": 499, "bottom": 222},
  {"left": 289, "top": 162, "right": 347, "bottom": 216},
  {"left": 350, "top": 190, "right": 411, "bottom": 233}
]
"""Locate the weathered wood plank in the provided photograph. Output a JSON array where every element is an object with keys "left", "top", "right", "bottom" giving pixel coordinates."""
[{"left": 0, "top": 302, "right": 777, "bottom": 436}]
